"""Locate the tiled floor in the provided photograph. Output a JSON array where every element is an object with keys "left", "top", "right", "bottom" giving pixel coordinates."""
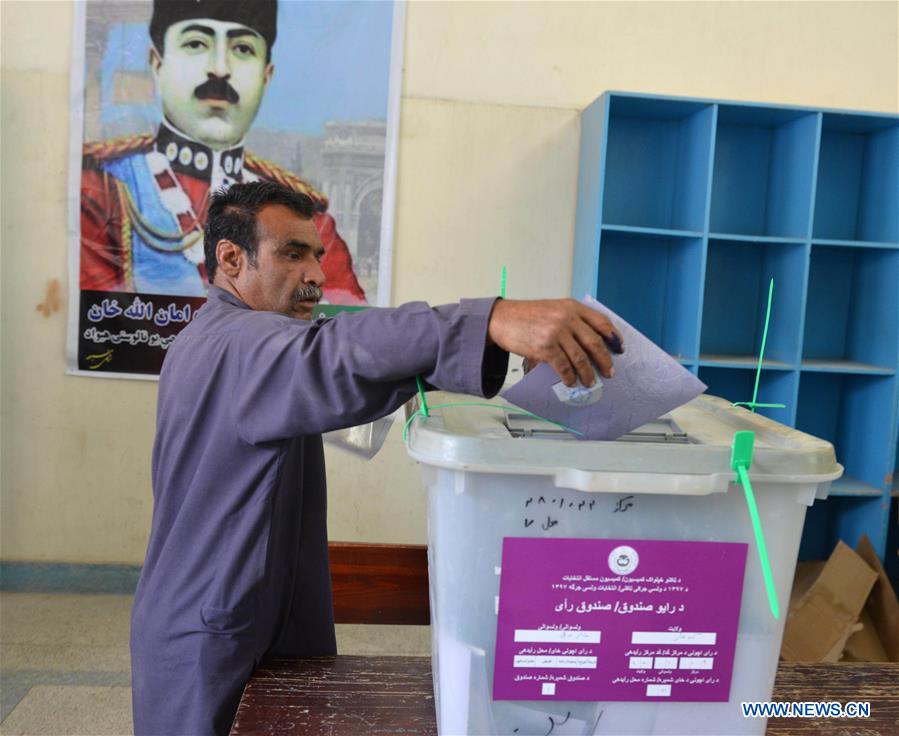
[{"left": 0, "top": 592, "right": 430, "bottom": 735}]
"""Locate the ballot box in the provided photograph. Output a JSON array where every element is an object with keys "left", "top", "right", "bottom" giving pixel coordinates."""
[{"left": 405, "top": 393, "right": 842, "bottom": 736}]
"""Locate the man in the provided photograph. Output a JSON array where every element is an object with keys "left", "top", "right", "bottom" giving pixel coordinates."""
[
  {"left": 81, "top": 0, "right": 366, "bottom": 304},
  {"left": 130, "top": 181, "right": 623, "bottom": 735}
]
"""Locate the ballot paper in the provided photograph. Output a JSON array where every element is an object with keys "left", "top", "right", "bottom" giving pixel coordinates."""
[{"left": 501, "top": 297, "right": 706, "bottom": 441}]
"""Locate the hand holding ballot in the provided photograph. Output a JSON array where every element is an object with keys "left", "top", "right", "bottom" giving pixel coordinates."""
[
  {"left": 502, "top": 297, "right": 707, "bottom": 440},
  {"left": 487, "top": 298, "right": 625, "bottom": 387}
]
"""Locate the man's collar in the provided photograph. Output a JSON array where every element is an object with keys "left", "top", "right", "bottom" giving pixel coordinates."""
[
  {"left": 207, "top": 285, "right": 251, "bottom": 310},
  {"left": 156, "top": 120, "right": 245, "bottom": 182}
]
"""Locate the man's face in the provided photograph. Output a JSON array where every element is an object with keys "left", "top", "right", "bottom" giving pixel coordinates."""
[
  {"left": 234, "top": 205, "right": 326, "bottom": 320},
  {"left": 151, "top": 19, "right": 273, "bottom": 149}
]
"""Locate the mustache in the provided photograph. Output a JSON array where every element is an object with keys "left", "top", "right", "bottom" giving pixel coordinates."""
[
  {"left": 293, "top": 286, "right": 323, "bottom": 303},
  {"left": 194, "top": 77, "right": 240, "bottom": 104}
]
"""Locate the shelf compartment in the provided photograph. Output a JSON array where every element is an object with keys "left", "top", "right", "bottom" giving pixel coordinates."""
[
  {"left": 799, "top": 496, "right": 887, "bottom": 561},
  {"left": 709, "top": 106, "right": 819, "bottom": 239},
  {"left": 697, "top": 367, "right": 797, "bottom": 425},
  {"left": 802, "top": 245, "right": 899, "bottom": 368},
  {"left": 602, "top": 97, "right": 714, "bottom": 232},
  {"left": 700, "top": 239, "right": 807, "bottom": 364},
  {"left": 796, "top": 372, "right": 896, "bottom": 491},
  {"left": 596, "top": 231, "right": 703, "bottom": 361},
  {"left": 813, "top": 114, "right": 899, "bottom": 244}
]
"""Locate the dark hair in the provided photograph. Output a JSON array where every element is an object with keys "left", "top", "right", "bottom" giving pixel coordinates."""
[
  {"left": 204, "top": 181, "right": 316, "bottom": 282},
  {"left": 149, "top": 0, "right": 277, "bottom": 64}
]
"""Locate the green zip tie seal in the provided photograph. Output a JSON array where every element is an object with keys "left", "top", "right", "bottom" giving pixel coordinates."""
[
  {"left": 733, "top": 278, "right": 786, "bottom": 412},
  {"left": 415, "top": 375, "right": 430, "bottom": 417},
  {"left": 731, "top": 430, "right": 780, "bottom": 620}
]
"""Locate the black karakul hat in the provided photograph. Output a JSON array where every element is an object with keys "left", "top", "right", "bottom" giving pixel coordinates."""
[{"left": 150, "top": 0, "right": 277, "bottom": 51}]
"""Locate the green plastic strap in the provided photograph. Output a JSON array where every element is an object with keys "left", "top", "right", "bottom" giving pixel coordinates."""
[
  {"left": 749, "top": 276, "right": 774, "bottom": 413},
  {"left": 402, "top": 410, "right": 420, "bottom": 443},
  {"left": 737, "top": 465, "right": 780, "bottom": 620},
  {"left": 732, "top": 402, "right": 786, "bottom": 410},
  {"left": 415, "top": 375, "right": 430, "bottom": 417},
  {"left": 731, "top": 430, "right": 779, "bottom": 620},
  {"left": 500, "top": 265, "right": 507, "bottom": 299},
  {"left": 737, "top": 278, "right": 776, "bottom": 414}
]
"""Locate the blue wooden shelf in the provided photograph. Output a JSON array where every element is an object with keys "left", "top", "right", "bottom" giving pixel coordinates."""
[
  {"left": 801, "top": 360, "right": 895, "bottom": 376},
  {"left": 573, "top": 91, "right": 899, "bottom": 562},
  {"left": 698, "top": 355, "right": 794, "bottom": 370},
  {"left": 812, "top": 239, "right": 899, "bottom": 250},
  {"left": 828, "top": 476, "right": 887, "bottom": 498},
  {"left": 710, "top": 233, "right": 807, "bottom": 244},
  {"left": 601, "top": 224, "right": 703, "bottom": 239}
]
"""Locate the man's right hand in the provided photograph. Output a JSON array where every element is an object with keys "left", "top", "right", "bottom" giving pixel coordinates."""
[{"left": 487, "top": 299, "right": 624, "bottom": 388}]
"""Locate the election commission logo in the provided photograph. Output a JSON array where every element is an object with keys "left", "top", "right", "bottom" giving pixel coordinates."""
[{"left": 608, "top": 545, "right": 639, "bottom": 575}]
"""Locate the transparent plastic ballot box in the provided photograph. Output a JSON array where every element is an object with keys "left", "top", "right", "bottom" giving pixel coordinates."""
[{"left": 404, "top": 393, "right": 843, "bottom": 736}]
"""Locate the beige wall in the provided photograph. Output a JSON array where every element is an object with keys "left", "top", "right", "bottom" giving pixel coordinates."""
[{"left": 1, "top": 1, "right": 896, "bottom": 563}]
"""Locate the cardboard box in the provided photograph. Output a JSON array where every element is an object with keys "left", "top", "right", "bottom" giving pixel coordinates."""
[
  {"left": 781, "top": 536, "right": 899, "bottom": 663},
  {"left": 847, "top": 535, "right": 899, "bottom": 662}
]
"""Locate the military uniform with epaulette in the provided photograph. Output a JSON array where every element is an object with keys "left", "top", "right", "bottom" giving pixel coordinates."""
[{"left": 81, "top": 121, "right": 367, "bottom": 303}]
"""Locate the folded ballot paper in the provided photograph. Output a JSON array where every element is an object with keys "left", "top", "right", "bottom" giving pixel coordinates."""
[{"left": 502, "top": 297, "right": 707, "bottom": 441}]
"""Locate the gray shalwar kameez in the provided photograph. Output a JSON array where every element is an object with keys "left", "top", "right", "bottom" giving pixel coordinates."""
[{"left": 130, "top": 286, "right": 508, "bottom": 735}]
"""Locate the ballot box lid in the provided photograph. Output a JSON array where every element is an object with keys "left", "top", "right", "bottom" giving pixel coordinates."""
[{"left": 404, "top": 393, "right": 842, "bottom": 496}]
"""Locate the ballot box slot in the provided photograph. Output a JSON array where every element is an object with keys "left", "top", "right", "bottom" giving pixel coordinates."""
[{"left": 503, "top": 412, "right": 693, "bottom": 443}]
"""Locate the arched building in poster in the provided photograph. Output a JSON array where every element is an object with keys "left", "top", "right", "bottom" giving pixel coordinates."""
[{"left": 320, "top": 121, "right": 387, "bottom": 280}]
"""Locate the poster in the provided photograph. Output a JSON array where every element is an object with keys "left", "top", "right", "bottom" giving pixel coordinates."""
[{"left": 67, "top": 0, "right": 404, "bottom": 378}]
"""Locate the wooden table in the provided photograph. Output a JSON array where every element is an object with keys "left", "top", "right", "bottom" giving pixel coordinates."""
[{"left": 230, "top": 657, "right": 898, "bottom": 735}]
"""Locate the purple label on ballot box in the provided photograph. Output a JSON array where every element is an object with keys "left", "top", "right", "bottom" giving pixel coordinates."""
[{"left": 493, "top": 538, "right": 748, "bottom": 702}]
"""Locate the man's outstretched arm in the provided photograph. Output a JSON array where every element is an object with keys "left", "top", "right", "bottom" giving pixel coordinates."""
[{"left": 232, "top": 297, "right": 621, "bottom": 443}]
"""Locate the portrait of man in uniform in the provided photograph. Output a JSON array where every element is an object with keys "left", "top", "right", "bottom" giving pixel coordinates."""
[{"left": 80, "top": 0, "right": 372, "bottom": 304}]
